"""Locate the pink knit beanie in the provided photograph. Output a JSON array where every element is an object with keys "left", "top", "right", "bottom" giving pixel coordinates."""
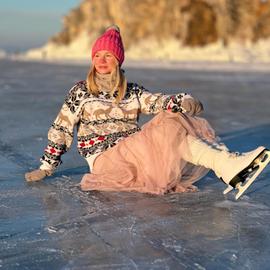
[{"left": 91, "top": 25, "right": 125, "bottom": 66}]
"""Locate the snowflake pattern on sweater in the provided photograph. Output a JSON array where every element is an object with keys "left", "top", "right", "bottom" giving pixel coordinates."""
[{"left": 40, "top": 81, "right": 190, "bottom": 170}]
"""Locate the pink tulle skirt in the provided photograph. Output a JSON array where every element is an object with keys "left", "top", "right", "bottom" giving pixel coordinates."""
[{"left": 80, "top": 112, "right": 216, "bottom": 194}]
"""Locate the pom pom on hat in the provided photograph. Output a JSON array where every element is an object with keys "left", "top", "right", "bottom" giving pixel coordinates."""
[
  {"left": 92, "top": 25, "right": 125, "bottom": 66},
  {"left": 106, "top": 25, "right": 120, "bottom": 32}
]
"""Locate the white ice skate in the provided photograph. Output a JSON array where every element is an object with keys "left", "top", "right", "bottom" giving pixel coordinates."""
[{"left": 223, "top": 148, "right": 270, "bottom": 200}]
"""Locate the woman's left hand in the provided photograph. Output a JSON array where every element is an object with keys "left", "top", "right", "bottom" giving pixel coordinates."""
[{"left": 181, "top": 97, "right": 203, "bottom": 116}]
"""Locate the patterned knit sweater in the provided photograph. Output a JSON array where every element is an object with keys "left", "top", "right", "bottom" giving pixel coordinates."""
[{"left": 40, "top": 80, "right": 191, "bottom": 171}]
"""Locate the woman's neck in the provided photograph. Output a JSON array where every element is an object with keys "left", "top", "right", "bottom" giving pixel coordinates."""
[{"left": 95, "top": 72, "right": 114, "bottom": 92}]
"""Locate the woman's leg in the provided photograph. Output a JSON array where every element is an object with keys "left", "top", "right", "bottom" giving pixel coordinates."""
[{"left": 182, "top": 135, "right": 266, "bottom": 186}]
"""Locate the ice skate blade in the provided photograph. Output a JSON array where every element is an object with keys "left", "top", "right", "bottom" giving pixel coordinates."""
[
  {"left": 235, "top": 150, "right": 270, "bottom": 200},
  {"left": 223, "top": 185, "right": 233, "bottom": 195}
]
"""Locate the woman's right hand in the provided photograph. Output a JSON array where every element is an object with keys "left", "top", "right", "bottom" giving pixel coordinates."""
[{"left": 25, "top": 169, "right": 52, "bottom": 182}]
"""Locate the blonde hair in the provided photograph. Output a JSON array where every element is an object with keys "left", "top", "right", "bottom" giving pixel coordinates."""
[{"left": 86, "top": 65, "right": 127, "bottom": 104}]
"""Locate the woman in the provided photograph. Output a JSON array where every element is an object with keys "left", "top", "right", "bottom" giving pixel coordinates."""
[{"left": 25, "top": 26, "right": 269, "bottom": 199}]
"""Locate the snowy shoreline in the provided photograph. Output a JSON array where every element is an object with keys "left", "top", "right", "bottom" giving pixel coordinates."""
[
  {"left": 4, "top": 54, "right": 270, "bottom": 73},
  {"left": 1, "top": 34, "right": 270, "bottom": 73}
]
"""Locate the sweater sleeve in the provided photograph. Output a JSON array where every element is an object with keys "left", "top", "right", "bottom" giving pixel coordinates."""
[
  {"left": 134, "top": 84, "right": 191, "bottom": 115},
  {"left": 40, "top": 84, "right": 83, "bottom": 171}
]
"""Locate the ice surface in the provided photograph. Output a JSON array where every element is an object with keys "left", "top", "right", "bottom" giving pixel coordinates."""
[{"left": 0, "top": 59, "right": 270, "bottom": 269}]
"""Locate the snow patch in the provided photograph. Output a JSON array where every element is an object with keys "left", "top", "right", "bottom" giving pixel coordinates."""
[{"left": 126, "top": 38, "right": 270, "bottom": 63}]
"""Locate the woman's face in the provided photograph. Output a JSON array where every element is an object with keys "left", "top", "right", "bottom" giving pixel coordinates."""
[{"left": 93, "top": 50, "right": 118, "bottom": 74}]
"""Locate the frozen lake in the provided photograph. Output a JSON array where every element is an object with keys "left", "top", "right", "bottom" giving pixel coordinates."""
[{"left": 0, "top": 59, "right": 270, "bottom": 269}]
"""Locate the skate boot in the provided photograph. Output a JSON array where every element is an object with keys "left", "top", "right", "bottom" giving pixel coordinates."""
[
  {"left": 183, "top": 136, "right": 270, "bottom": 199},
  {"left": 222, "top": 147, "right": 270, "bottom": 199}
]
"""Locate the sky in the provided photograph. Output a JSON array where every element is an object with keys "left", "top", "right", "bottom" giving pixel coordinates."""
[{"left": 0, "top": 0, "right": 81, "bottom": 52}]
